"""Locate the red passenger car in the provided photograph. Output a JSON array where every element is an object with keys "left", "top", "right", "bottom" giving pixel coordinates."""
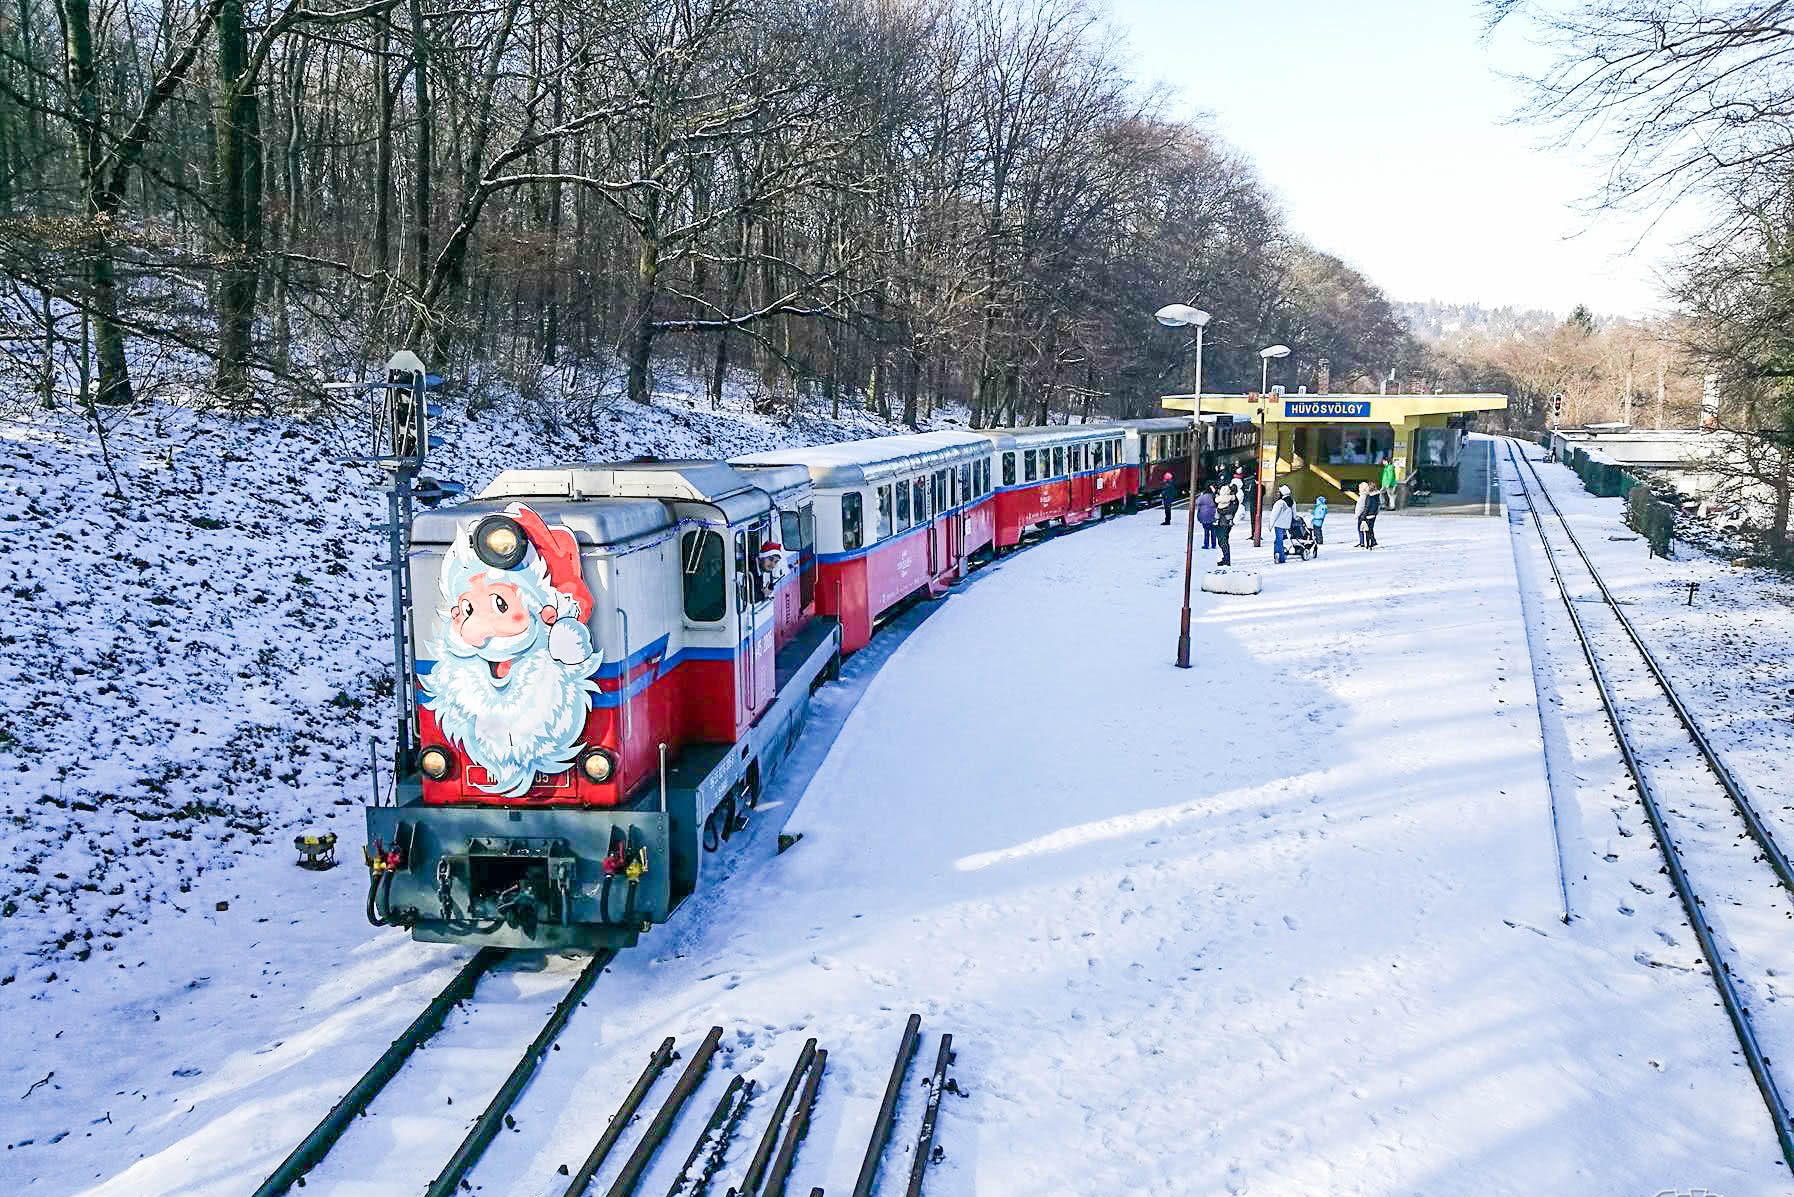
[
  {"left": 734, "top": 433, "right": 995, "bottom": 654},
  {"left": 974, "top": 425, "right": 1127, "bottom": 549}
]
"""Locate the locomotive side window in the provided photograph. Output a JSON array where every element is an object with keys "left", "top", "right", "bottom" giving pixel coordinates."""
[
  {"left": 735, "top": 530, "right": 750, "bottom": 611},
  {"left": 747, "top": 524, "right": 770, "bottom": 604},
  {"left": 682, "top": 530, "right": 726, "bottom": 623},
  {"left": 781, "top": 509, "right": 801, "bottom": 558},
  {"left": 895, "top": 478, "right": 911, "bottom": 529},
  {"left": 1023, "top": 449, "right": 1037, "bottom": 482},
  {"left": 876, "top": 485, "right": 893, "bottom": 541},
  {"left": 842, "top": 492, "right": 864, "bottom": 551},
  {"left": 1003, "top": 453, "right": 1016, "bottom": 486}
]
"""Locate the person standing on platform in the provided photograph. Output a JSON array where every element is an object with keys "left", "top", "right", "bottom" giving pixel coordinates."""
[
  {"left": 1269, "top": 485, "right": 1294, "bottom": 564},
  {"left": 1379, "top": 454, "right": 1399, "bottom": 504},
  {"left": 1160, "top": 470, "right": 1176, "bottom": 525},
  {"left": 1310, "top": 493, "right": 1328, "bottom": 551},
  {"left": 1213, "top": 482, "right": 1238, "bottom": 567},
  {"left": 1197, "top": 484, "right": 1217, "bottom": 548},
  {"left": 1356, "top": 481, "right": 1381, "bottom": 549}
]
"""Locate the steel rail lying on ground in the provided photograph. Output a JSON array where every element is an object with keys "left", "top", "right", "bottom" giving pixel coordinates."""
[
  {"left": 251, "top": 947, "right": 502, "bottom": 1197},
  {"left": 1504, "top": 438, "right": 1794, "bottom": 1173}
]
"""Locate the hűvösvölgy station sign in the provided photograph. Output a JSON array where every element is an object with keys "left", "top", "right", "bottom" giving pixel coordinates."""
[{"left": 1282, "top": 399, "right": 1371, "bottom": 419}]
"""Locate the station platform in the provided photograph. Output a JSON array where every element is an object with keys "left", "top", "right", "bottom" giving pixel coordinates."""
[{"left": 1400, "top": 432, "right": 1504, "bottom": 515}]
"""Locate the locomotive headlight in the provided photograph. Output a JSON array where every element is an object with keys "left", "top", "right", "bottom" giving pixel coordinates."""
[
  {"left": 578, "top": 748, "right": 616, "bottom": 784},
  {"left": 419, "top": 745, "right": 455, "bottom": 781},
  {"left": 472, "top": 514, "right": 528, "bottom": 570}
]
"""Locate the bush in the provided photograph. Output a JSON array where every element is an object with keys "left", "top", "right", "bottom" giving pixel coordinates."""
[{"left": 1624, "top": 482, "right": 1674, "bottom": 558}]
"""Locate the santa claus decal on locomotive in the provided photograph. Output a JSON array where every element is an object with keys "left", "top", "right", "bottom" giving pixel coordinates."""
[{"left": 420, "top": 505, "right": 601, "bottom": 798}]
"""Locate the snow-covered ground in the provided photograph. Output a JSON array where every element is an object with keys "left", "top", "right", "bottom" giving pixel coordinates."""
[
  {"left": 14, "top": 435, "right": 1794, "bottom": 1195},
  {"left": 0, "top": 380, "right": 943, "bottom": 976}
]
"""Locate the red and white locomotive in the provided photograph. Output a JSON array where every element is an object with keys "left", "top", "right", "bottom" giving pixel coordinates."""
[{"left": 364, "top": 418, "right": 1201, "bottom": 950}]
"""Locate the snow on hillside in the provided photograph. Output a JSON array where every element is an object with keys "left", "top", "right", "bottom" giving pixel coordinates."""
[{"left": 0, "top": 374, "right": 942, "bottom": 978}]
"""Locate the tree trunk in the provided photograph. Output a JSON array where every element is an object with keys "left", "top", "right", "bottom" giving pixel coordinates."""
[
  {"left": 211, "top": 0, "right": 262, "bottom": 399},
  {"left": 625, "top": 233, "right": 660, "bottom": 406}
]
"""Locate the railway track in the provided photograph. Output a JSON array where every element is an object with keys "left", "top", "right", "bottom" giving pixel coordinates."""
[
  {"left": 1503, "top": 437, "right": 1794, "bottom": 1173},
  {"left": 252, "top": 948, "right": 613, "bottom": 1196}
]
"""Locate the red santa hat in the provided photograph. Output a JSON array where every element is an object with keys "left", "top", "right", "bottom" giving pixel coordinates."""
[{"left": 505, "top": 504, "right": 593, "bottom": 620}]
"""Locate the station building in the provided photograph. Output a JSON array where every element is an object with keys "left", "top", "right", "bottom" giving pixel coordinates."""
[{"left": 1160, "top": 390, "right": 1510, "bottom": 508}]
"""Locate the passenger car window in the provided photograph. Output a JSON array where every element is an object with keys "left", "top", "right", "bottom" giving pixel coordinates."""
[
  {"left": 877, "top": 485, "right": 893, "bottom": 540},
  {"left": 896, "top": 479, "right": 911, "bottom": 529},
  {"left": 681, "top": 530, "right": 726, "bottom": 623},
  {"left": 913, "top": 477, "right": 928, "bottom": 521},
  {"left": 1053, "top": 447, "right": 1064, "bottom": 476},
  {"left": 842, "top": 492, "right": 864, "bottom": 551},
  {"left": 1024, "top": 449, "right": 1036, "bottom": 482},
  {"left": 1003, "top": 453, "right": 1016, "bottom": 486}
]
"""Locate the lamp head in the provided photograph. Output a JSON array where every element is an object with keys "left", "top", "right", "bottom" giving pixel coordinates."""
[
  {"left": 1155, "top": 303, "right": 1211, "bottom": 329},
  {"left": 1260, "top": 344, "right": 1291, "bottom": 360}
]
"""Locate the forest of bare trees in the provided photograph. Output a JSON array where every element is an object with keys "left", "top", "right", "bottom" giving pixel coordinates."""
[{"left": 0, "top": 0, "right": 1417, "bottom": 425}]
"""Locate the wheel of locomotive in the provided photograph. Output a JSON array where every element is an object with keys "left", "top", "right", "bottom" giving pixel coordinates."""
[
  {"left": 702, "top": 807, "right": 722, "bottom": 852},
  {"left": 717, "top": 795, "right": 737, "bottom": 842}
]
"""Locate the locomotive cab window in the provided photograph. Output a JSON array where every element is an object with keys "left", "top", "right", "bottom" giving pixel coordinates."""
[
  {"left": 681, "top": 529, "right": 726, "bottom": 623},
  {"left": 842, "top": 492, "right": 864, "bottom": 551},
  {"left": 746, "top": 524, "right": 770, "bottom": 604}
]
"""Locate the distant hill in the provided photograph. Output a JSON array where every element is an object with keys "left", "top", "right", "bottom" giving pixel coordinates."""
[{"left": 1396, "top": 301, "right": 1563, "bottom": 342}]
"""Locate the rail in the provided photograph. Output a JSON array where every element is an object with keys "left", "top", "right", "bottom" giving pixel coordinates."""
[{"left": 1503, "top": 438, "right": 1794, "bottom": 1172}]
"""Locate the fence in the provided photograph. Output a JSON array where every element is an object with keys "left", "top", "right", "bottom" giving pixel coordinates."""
[{"left": 1539, "top": 432, "right": 1675, "bottom": 557}]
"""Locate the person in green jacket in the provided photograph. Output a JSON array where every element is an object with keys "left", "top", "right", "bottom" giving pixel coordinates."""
[{"left": 1379, "top": 455, "right": 1399, "bottom": 502}]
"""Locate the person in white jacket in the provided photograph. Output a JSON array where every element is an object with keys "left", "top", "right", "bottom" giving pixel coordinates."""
[{"left": 1269, "top": 484, "right": 1295, "bottom": 563}]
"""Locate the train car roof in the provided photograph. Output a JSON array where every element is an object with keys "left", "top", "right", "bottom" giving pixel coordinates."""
[
  {"left": 963, "top": 424, "right": 1118, "bottom": 450},
  {"left": 731, "top": 462, "right": 816, "bottom": 503},
  {"left": 1110, "top": 417, "right": 1196, "bottom": 434},
  {"left": 412, "top": 496, "right": 673, "bottom": 549},
  {"left": 734, "top": 432, "right": 989, "bottom": 488}
]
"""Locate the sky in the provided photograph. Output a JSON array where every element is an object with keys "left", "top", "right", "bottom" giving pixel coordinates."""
[{"left": 1103, "top": 0, "right": 1698, "bottom": 318}]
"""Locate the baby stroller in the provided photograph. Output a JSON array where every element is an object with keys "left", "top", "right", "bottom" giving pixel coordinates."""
[{"left": 1286, "top": 516, "right": 1318, "bottom": 561}]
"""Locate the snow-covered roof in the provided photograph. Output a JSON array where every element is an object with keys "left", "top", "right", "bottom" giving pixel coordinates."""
[{"left": 734, "top": 432, "right": 989, "bottom": 488}]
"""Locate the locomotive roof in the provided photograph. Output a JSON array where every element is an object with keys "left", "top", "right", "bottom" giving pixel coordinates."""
[
  {"left": 734, "top": 432, "right": 988, "bottom": 488},
  {"left": 412, "top": 496, "right": 673, "bottom": 549},
  {"left": 475, "top": 460, "right": 782, "bottom": 526},
  {"left": 963, "top": 424, "right": 1119, "bottom": 450}
]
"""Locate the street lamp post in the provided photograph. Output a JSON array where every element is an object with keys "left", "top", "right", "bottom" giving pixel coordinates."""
[
  {"left": 1155, "top": 303, "right": 1211, "bottom": 670},
  {"left": 1252, "top": 344, "right": 1290, "bottom": 548}
]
